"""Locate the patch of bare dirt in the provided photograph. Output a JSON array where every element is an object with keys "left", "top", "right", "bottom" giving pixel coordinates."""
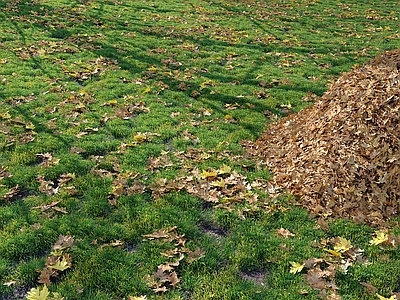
[{"left": 245, "top": 49, "right": 400, "bottom": 225}]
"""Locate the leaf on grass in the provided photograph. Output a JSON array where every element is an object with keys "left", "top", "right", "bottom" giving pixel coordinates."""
[
  {"left": 303, "top": 258, "right": 324, "bottom": 268},
  {"left": 102, "top": 99, "right": 118, "bottom": 106},
  {"left": 304, "top": 267, "right": 326, "bottom": 290},
  {"left": 217, "top": 164, "right": 231, "bottom": 175},
  {"left": 168, "top": 271, "right": 180, "bottom": 287},
  {"left": 0, "top": 167, "right": 12, "bottom": 180},
  {"left": 133, "top": 132, "right": 159, "bottom": 144},
  {"left": 37, "top": 176, "right": 58, "bottom": 196},
  {"left": 38, "top": 268, "right": 55, "bottom": 285},
  {"left": 2, "top": 185, "right": 19, "bottom": 201},
  {"left": 143, "top": 227, "right": 178, "bottom": 240},
  {"left": 153, "top": 286, "right": 168, "bottom": 293},
  {"left": 0, "top": 111, "right": 11, "bottom": 120},
  {"left": 99, "top": 240, "right": 124, "bottom": 250},
  {"left": 128, "top": 296, "right": 147, "bottom": 300},
  {"left": 370, "top": 230, "right": 388, "bottom": 246},
  {"left": 38, "top": 237, "right": 73, "bottom": 285},
  {"left": 52, "top": 235, "right": 74, "bottom": 251},
  {"left": 211, "top": 178, "right": 226, "bottom": 188},
  {"left": 289, "top": 261, "right": 304, "bottom": 274},
  {"left": 276, "top": 227, "right": 295, "bottom": 238},
  {"left": 49, "top": 257, "right": 70, "bottom": 271},
  {"left": 333, "top": 237, "right": 352, "bottom": 253},
  {"left": 3, "top": 280, "right": 16, "bottom": 286},
  {"left": 376, "top": 294, "right": 397, "bottom": 300},
  {"left": 200, "top": 169, "right": 218, "bottom": 180},
  {"left": 324, "top": 249, "right": 342, "bottom": 258},
  {"left": 360, "top": 282, "right": 378, "bottom": 294},
  {"left": 37, "top": 153, "right": 60, "bottom": 168},
  {"left": 26, "top": 285, "right": 50, "bottom": 300},
  {"left": 187, "top": 247, "right": 206, "bottom": 263}
]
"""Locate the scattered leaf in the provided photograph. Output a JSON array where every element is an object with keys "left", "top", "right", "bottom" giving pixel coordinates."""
[
  {"left": 187, "top": 247, "right": 206, "bottom": 263},
  {"left": 49, "top": 257, "right": 70, "bottom": 271},
  {"left": 289, "top": 261, "right": 304, "bottom": 274},
  {"left": 26, "top": 285, "right": 50, "bottom": 300},
  {"left": 0, "top": 111, "right": 11, "bottom": 120},
  {"left": 370, "top": 230, "right": 389, "bottom": 246},
  {"left": 276, "top": 227, "right": 295, "bottom": 238},
  {"left": 376, "top": 294, "right": 397, "bottom": 300},
  {"left": 333, "top": 237, "right": 352, "bottom": 253},
  {"left": 3, "top": 280, "right": 16, "bottom": 286},
  {"left": 360, "top": 282, "right": 378, "bottom": 294}
]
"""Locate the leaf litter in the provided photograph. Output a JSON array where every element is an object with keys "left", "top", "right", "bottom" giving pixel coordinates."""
[
  {"left": 245, "top": 49, "right": 400, "bottom": 226},
  {"left": 143, "top": 226, "right": 205, "bottom": 293}
]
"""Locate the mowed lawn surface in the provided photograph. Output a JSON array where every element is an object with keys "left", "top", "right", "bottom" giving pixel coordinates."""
[{"left": 1, "top": 1, "right": 400, "bottom": 299}]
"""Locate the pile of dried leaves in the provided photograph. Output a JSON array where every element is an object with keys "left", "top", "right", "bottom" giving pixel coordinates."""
[{"left": 246, "top": 49, "right": 400, "bottom": 225}]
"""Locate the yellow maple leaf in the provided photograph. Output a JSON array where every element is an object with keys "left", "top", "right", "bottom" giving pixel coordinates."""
[
  {"left": 333, "top": 236, "right": 352, "bottom": 252},
  {"left": 211, "top": 178, "right": 226, "bottom": 188},
  {"left": 289, "top": 261, "right": 304, "bottom": 274},
  {"left": 324, "top": 249, "right": 342, "bottom": 258},
  {"left": 370, "top": 231, "right": 388, "bottom": 246},
  {"left": 49, "top": 257, "right": 70, "bottom": 271},
  {"left": 0, "top": 111, "right": 11, "bottom": 120},
  {"left": 37, "top": 48, "right": 47, "bottom": 57},
  {"left": 217, "top": 164, "right": 231, "bottom": 175},
  {"left": 200, "top": 169, "right": 218, "bottom": 180},
  {"left": 26, "top": 285, "right": 50, "bottom": 300},
  {"left": 128, "top": 296, "right": 147, "bottom": 300},
  {"left": 25, "top": 122, "right": 36, "bottom": 130},
  {"left": 133, "top": 133, "right": 147, "bottom": 143},
  {"left": 143, "top": 86, "right": 151, "bottom": 94},
  {"left": 376, "top": 293, "right": 397, "bottom": 300}
]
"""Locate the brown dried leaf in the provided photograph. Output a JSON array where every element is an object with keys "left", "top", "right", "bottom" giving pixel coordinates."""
[
  {"left": 52, "top": 235, "right": 74, "bottom": 251},
  {"left": 2, "top": 185, "right": 20, "bottom": 201},
  {"left": 38, "top": 267, "right": 55, "bottom": 285},
  {"left": 305, "top": 267, "right": 326, "bottom": 290},
  {"left": 186, "top": 247, "right": 206, "bottom": 263},
  {"left": 360, "top": 282, "right": 378, "bottom": 294},
  {"left": 276, "top": 227, "right": 295, "bottom": 238},
  {"left": 143, "top": 226, "right": 178, "bottom": 240}
]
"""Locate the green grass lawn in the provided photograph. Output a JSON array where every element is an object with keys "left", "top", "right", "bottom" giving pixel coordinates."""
[{"left": 1, "top": 1, "right": 400, "bottom": 299}]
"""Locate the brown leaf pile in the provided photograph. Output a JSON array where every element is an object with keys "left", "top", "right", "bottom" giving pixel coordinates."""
[{"left": 248, "top": 49, "right": 400, "bottom": 225}]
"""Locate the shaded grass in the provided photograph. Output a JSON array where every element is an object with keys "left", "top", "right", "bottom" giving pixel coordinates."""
[{"left": 1, "top": 0, "right": 400, "bottom": 299}]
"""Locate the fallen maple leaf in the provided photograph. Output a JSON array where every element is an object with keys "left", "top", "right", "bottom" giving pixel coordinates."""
[
  {"left": 48, "top": 257, "right": 70, "bottom": 271},
  {"left": 370, "top": 230, "right": 389, "bottom": 246},
  {"left": 217, "top": 164, "right": 232, "bottom": 175},
  {"left": 376, "top": 294, "right": 397, "bottom": 300},
  {"left": 3, "top": 280, "right": 16, "bottom": 286},
  {"left": 325, "top": 249, "right": 342, "bottom": 258},
  {"left": 26, "top": 285, "right": 50, "bottom": 300},
  {"left": 333, "top": 237, "right": 352, "bottom": 253},
  {"left": 360, "top": 282, "right": 378, "bottom": 294},
  {"left": 2, "top": 185, "right": 19, "bottom": 201},
  {"left": 52, "top": 235, "right": 74, "bottom": 251},
  {"left": 289, "top": 261, "right": 304, "bottom": 274},
  {"left": 304, "top": 267, "right": 327, "bottom": 290},
  {"left": 99, "top": 240, "right": 124, "bottom": 250},
  {"left": 200, "top": 169, "right": 218, "bottom": 180},
  {"left": 187, "top": 247, "right": 206, "bottom": 263},
  {"left": 276, "top": 227, "right": 295, "bottom": 238},
  {"left": 128, "top": 296, "right": 147, "bottom": 300}
]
